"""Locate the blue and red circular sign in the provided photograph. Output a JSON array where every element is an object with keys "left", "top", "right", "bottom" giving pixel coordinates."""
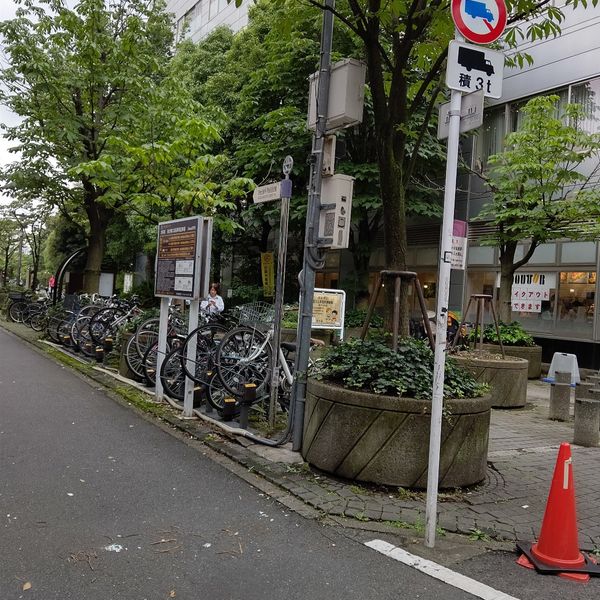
[{"left": 451, "top": 0, "right": 507, "bottom": 45}]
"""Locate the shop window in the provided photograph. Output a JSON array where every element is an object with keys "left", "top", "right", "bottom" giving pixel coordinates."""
[
  {"left": 560, "top": 241, "right": 597, "bottom": 264},
  {"left": 465, "top": 271, "right": 498, "bottom": 322},
  {"left": 555, "top": 271, "right": 595, "bottom": 338}
]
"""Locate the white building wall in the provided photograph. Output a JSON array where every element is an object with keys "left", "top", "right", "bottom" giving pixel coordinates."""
[
  {"left": 492, "top": 3, "right": 600, "bottom": 105},
  {"left": 166, "top": 0, "right": 250, "bottom": 43}
]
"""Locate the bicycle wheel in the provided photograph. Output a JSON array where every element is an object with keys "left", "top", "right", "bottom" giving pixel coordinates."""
[
  {"left": 160, "top": 345, "right": 185, "bottom": 401},
  {"left": 89, "top": 307, "right": 126, "bottom": 344},
  {"left": 142, "top": 343, "right": 159, "bottom": 386},
  {"left": 205, "top": 370, "right": 236, "bottom": 413},
  {"left": 215, "top": 326, "right": 272, "bottom": 397},
  {"left": 72, "top": 316, "right": 96, "bottom": 357},
  {"left": 180, "top": 322, "right": 228, "bottom": 385},
  {"left": 46, "top": 309, "right": 71, "bottom": 343},
  {"left": 124, "top": 333, "right": 147, "bottom": 380},
  {"left": 9, "top": 301, "right": 27, "bottom": 323},
  {"left": 30, "top": 311, "right": 48, "bottom": 332},
  {"left": 134, "top": 317, "right": 160, "bottom": 357}
]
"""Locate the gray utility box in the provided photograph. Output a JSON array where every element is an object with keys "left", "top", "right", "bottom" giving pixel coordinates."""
[
  {"left": 318, "top": 174, "right": 354, "bottom": 250},
  {"left": 308, "top": 59, "right": 367, "bottom": 133}
]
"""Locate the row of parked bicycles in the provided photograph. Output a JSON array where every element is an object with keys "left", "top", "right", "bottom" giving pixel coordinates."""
[{"left": 6, "top": 290, "right": 300, "bottom": 417}]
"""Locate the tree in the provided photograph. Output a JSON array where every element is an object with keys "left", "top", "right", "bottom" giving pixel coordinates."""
[
  {"left": 0, "top": 216, "right": 21, "bottom": 287},
  {"left": 250, "top": 0, "right": 599, "bottom": 331},
  {"left": 476, "top": 95, "right": 600, "bottom": 321},
  {"left": 0, "top": 0, "right": 174, "bottom": 292}
]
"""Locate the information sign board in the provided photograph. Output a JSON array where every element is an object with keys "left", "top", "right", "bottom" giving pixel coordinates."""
[
  {"left": 311, "top": 288, "right": 346, "bottom": 339},
  {"left": 155, "top": 216, "right": 208, "bottom": 300}
]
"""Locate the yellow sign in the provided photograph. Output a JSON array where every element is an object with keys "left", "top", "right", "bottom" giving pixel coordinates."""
[
  {"left": 261, "top": 252, "right": 275, "bottom": 297},
  {"left": 312, "top": 292, "right": 343, "bottom": 327}
]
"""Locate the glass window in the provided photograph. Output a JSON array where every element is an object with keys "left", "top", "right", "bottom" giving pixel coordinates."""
[
  {"left": 209, "top": 0, "right": 219, "bottom": 19},
  {"left": 514, "top": 243, "right": 556, "bottom": 264},
  {"left": 467, "top": 246, "right": 495, "bottom": 265},
  {"left": 555, "top": 271, "right": 595, "bottom": 337},
  {"left": 477, "top": 107, "right": 505, "bottom": 169},
  {"left": 464, "top": 271, "right": 498, "bottom": 322},
  {"left": 560, "top": 241, "right": 597, "bottom": 264},
  {"left": 570, "top": 77, "right": 600, "bottom": 134}
]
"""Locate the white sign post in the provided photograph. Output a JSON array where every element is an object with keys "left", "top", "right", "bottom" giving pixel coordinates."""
[{"left": 426, "top": 2, "right": 506, "bottom": 552}]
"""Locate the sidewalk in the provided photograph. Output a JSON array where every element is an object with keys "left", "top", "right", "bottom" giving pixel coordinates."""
[{"left": 3, "top": 319, "right": 599, "bottom": 550}]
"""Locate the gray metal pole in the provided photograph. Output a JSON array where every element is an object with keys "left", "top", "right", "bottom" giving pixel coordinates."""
[
  {"left": 269, "top": 193, "right": 290, "bottom": 428},
  {"left": 291, "top": 0, "right": 335, "bottom": 451}
]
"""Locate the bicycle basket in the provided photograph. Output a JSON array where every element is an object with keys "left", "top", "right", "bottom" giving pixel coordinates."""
[
  {"left": 237, "top": 301, "right": 275, "bottom": 328},
  {"left": 8, "top": 292, "right": 26, "bottom": 301}
]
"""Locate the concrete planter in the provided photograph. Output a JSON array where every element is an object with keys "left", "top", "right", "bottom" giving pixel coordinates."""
[
  {"left": 302, "top": 378, "right": 491, "bottom": 489},
  {"left": 452, "top": 353, "right": 528, "bottom": 408},
  {"left": 281, "top": 328, "right": 333, "bottom": 345},
  {"left": 479, "top": 343, "right": 542, "bottom": 379}
]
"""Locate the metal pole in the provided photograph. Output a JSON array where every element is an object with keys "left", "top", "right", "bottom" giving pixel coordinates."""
[
  {"left": 269, "top": 193, "right": 290, "bottom": 428},
  {"left": 16, "top": 227, "right": 24, "bottom": 286},
  {"left": 425, "top": 86, "right": 463, "bottom": 548},
  {"left": 155, "top": 296, "right": 170, "bottom": 403},
  {"left": 183, "top": 299, "right": 200, "bottom": 417},
  {"left": 291, "top": 0, "right": 335, "bottom": 451}
]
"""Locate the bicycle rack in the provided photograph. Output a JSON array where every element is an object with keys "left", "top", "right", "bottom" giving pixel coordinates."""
[
  {"left": 360, "top": 270, "right": 435, "bottom": 351},
  {"left": 450, "top": 293, "right": 505, "bottom": 357}
]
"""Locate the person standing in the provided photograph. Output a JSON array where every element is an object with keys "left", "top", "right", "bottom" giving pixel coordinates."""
[{"left": 200, "top": 282, "right": 224, "bottom": 315}]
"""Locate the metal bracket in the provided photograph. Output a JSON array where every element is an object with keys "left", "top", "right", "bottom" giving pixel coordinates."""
[
  {"left": 442, "top": 250, "right": 452, "bottom": 263},
  {"left": 319, "top": 203, "right": 336, "bottom": 210},
  {"left": 448, "top": 110, "right": 461, "bottom": 117}
]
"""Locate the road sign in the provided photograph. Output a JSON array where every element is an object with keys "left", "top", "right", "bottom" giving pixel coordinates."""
[
  {"left": 437, "top": 89, "right": 484, "bottom": 139},
  {"left": 282, "top": 155, "right": 294, "bottom": 176},
  {"left": 253, "top": 182, "right": 282, "bottom": 203},
  {"left": 446, "top": 41, "right": 504, "bottom": 99},
  {"left": 451, "top": 0, "right": 507, "bottom": 44}
]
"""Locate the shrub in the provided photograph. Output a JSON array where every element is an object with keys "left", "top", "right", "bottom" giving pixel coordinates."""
[
  {"left": 315, "top": 338, "right": 487, "bottom": 400},
  {"left": 470, "top": 321, "right": 535, "bottom": 347},
  {"left": 344, "top": 308, "right": 384, "bottom": 328}
]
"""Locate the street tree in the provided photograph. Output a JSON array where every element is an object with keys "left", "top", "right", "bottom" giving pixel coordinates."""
[
  {"left": 0, "top": 216, "right": 21, "bottom": 287},
  {"left": 0, "top": 0, "right": 174, "bottom": 292},
  {"left": 241, "top": 0, "right": 599, "bottom": 330},
  {"left": 476, "top": 95, "right": 600, "bottom": 321}
]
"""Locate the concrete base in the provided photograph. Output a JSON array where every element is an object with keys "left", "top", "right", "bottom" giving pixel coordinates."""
[
  {"left": 452, "top": 354, "right": 528, "bottom": 408},
  {"left": 302, "top": 378, "right": 491, "bottom": 489},
  {"left": 480, "top": 343, "right": 542, "bottom": 379}
]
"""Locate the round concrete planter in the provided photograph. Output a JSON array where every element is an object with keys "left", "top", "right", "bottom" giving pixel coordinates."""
[
  {"left": 479, "top": 343, "right": 542, "bottom": 379},
  {"left": 302, "top": 378, "right": 491, "bottom": 489},
  {"left": 451, "top": 353, "right": 528, "bottom": 408}
]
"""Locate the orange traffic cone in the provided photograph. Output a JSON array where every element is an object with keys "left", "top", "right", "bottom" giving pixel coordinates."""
[{"left": 516, "top": 442, "right": 599, "bottom": 581}]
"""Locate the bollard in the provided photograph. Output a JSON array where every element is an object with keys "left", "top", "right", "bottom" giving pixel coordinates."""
[
  {"left": 193, "top": 386, "right": 204, "bottom": 409},
  {"left": 555, "top": 370, "right": 571, "bottom": 384},
  {"left": 575, "top": 381, "right": 596, "bottom": 400},
  {"left": 103, "top": 337, "right": 114, "bottom": 354},
  {"left": 238, "top": 383, "right": 257, "bottom": 430},
  {"left": 573, "top": 398, "right": 600, "bottom": 447},
  {"left": 221, "top": 397, "right": 237, "bottom": 421},
  {"left": 549, "top": 382, "right": 571, "bottom": 421},
  {"left": 95, "top": 346, "right": 104, "bottom": 363}
]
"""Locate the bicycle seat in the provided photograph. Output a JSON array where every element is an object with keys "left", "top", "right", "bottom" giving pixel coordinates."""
[{"left": 280, "top": 341, "right": 297, "bottom": 353}]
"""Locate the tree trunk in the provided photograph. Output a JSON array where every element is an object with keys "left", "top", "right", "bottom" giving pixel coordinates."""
[
  {"left": 83, "top": 188, "right": 112, "bottom": 294},
  {"left": 377, "top": 135, "right": 409, "bottom": 334},
  {"left": 498, "top": 247, "right": 517, "bottom": 323}
]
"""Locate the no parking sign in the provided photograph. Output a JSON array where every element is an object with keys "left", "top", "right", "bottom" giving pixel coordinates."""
[{"left": 451, "top": 0, "right": 507, "bottom": 44}]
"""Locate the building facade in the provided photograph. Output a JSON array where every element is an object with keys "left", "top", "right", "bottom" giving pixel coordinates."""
[
  {"left": 457, "top": 5, "right": 600, "bottom": 367},
  {"left": 166, "top": 0, "right": 249, "bottom": 43}
]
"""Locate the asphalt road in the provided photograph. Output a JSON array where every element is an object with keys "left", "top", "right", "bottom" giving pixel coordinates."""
[
  {"left": 2, "top": 327, "right": 599, "bottom": 600},
  {"left": 0, "top": 328, "right": 479, "bottom": 600}
]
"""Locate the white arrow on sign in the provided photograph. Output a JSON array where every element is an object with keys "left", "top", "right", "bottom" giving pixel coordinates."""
[
  {"left": 253, "top": 182, "right": 282, "bottom": 203},
  {"left": 437, "top": 89, "right": 484, "bottom": 140}
]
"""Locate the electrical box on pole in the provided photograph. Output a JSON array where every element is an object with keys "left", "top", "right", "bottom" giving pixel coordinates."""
[
  {"left": 317, "top": 174, "right": 354, "bottom": 250},
  {"left": 308, "top": 59, "right": 366, "bottom": 133}
]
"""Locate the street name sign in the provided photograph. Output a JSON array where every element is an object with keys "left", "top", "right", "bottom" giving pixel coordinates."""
[
  {"left": 446, "top": 41, "right": 504, "bottom": 99},
  {"left": 252, "top": 179, "right": 293, "bottom": 203},
  {"left": 437, "top": 89, "right": 484, "bottom": 139},
  {"left": 451, "top": 0, "right": 507, "bottom": 45}
]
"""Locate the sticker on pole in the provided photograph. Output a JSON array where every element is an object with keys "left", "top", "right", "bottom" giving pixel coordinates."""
[{"left": 451, "top": 0, "right": 507, "bottom": 45}]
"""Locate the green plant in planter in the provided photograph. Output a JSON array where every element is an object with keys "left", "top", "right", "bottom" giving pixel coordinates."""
[
  {"left": 315, "top": 338, "right": 487, "bottom": 399},
  {"left": 344, "top": 309, "right": 384, "bottom": 328},
  {"left": 470, "top": 321, "right": 535, "bottom": 347}
]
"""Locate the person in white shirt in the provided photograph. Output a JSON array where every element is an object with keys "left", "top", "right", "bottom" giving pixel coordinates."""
[{"left": 201, "top": 282, "right": 225, "bottom": 315}]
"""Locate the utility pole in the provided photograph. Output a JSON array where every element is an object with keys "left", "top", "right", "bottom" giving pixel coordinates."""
[{"left": 291, "top": 0, "right": 335, "bottom": 451}]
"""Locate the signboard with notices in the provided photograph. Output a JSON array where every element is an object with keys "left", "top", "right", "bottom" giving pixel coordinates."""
[
  {"left": 511, "top": 272, "right": 556, "bottom": 313},
  {"left": 155, "top": 216, "right": 212, "bottom": 300},
  {"left": 451, "top": 220, "right": 468, "bottom": 270},
  {"left": 312, "top": 288, "right": 346, "bottom": 339}
]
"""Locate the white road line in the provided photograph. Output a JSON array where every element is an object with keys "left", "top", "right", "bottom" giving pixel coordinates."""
[{"left": 365, "top": 539, "right": 520, "bottom": 600}]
